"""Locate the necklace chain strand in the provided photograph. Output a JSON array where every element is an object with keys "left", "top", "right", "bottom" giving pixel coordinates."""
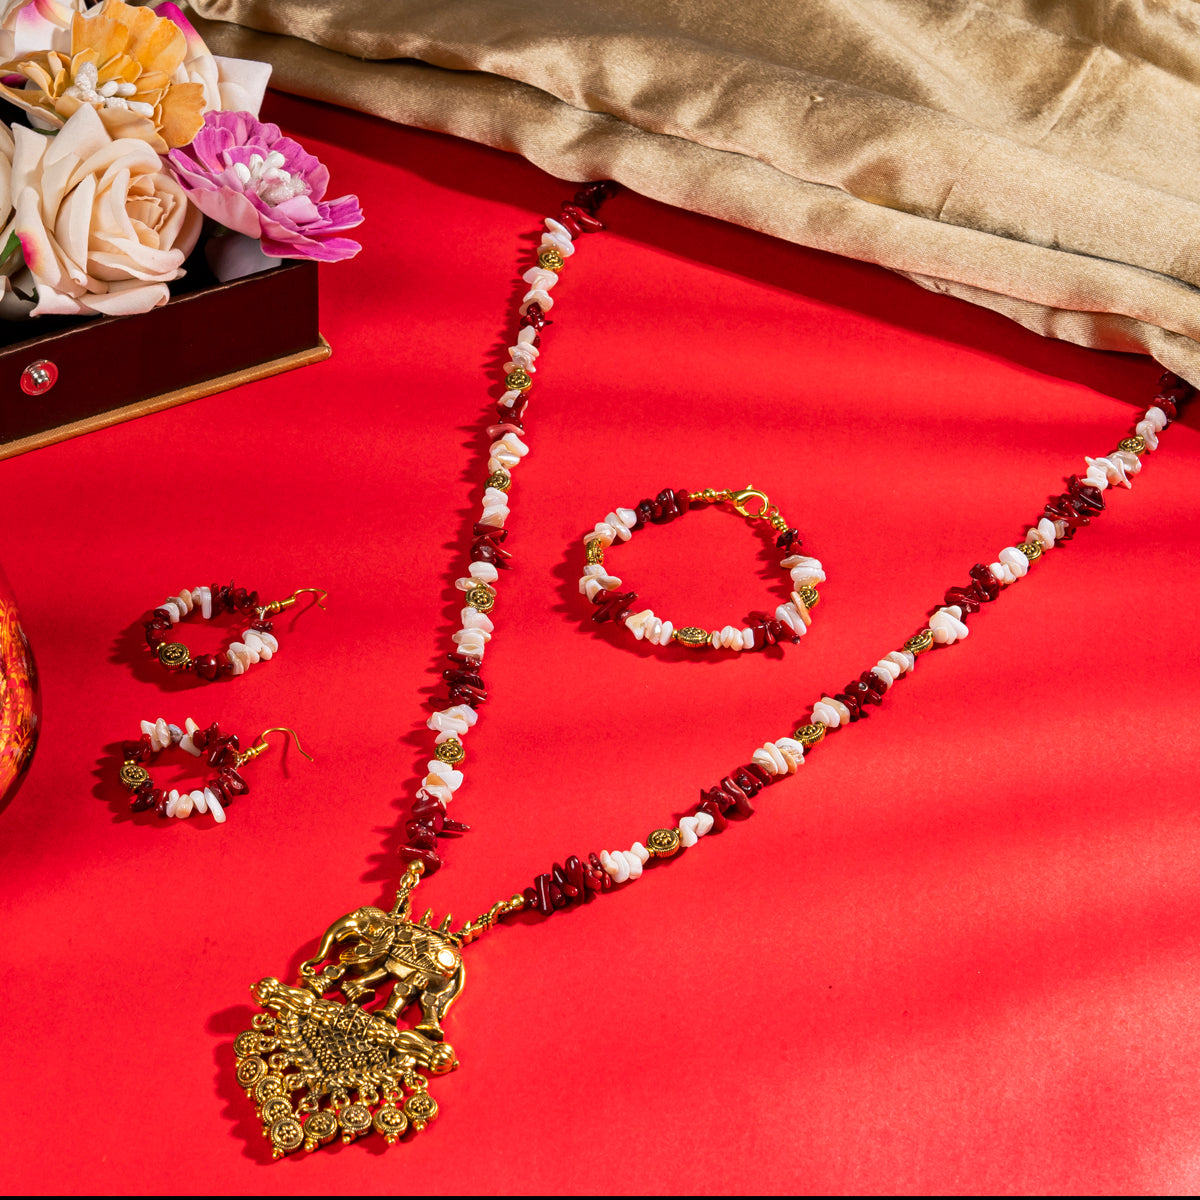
[{"left": 235, "top": 184, "right": 1193, "bottom": 1157}]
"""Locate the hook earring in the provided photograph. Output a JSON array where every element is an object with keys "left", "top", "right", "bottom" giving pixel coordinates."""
[
  {"left": 141, "top": 583, "right": 328, "bottom": 682},
  {"left": 118, "top": 718, "right": 314, "bottom": 823}
]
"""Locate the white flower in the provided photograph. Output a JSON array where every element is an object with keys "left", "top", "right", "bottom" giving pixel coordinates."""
[
  {"left": 150, "top": 0, "right": 272, "bottom": 116},
  {"left": 0, "top": 0, "right": 85, "bottom": 62},
  {"left": 2, "top": 102, "right": 201, "bottom": 317}
]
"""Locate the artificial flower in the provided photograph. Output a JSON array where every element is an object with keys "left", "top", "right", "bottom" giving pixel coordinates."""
[
  {"left": 2, "top": 101, "right": 201, "bottom": 316},
  {"left": 152, "top": 1, "right": 271, "bottom": 118},
  {"left": 0, "top": 119, "right": 12, "bottom": 226},
  {"left": 0, "top": 0, "right": 205, "bottom": 152},
  {"left": 0, "top": 0, "right": 84, "bottom": 64},
  {"left": 168, "top": 110, "right": 362, "bottom": 262}
]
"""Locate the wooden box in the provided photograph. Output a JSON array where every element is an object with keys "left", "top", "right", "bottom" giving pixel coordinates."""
[{"left": 0, "top": 258, "right": 329, "bottom": 460}]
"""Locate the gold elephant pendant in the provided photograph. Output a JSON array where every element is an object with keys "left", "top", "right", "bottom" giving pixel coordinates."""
[{"left": 233, "top": 864, "right": 464, "bottom": 1157}]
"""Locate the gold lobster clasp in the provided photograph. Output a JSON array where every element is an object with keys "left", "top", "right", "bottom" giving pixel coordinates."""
[{"left": 728, "top": 487, "right": 771, "bottom": 519}]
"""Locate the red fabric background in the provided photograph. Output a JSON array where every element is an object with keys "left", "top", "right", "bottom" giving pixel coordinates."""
[{"left": 2, "top": 92, "right": 1199, "bottom": 1194}]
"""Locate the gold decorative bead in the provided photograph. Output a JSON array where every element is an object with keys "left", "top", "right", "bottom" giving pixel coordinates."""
[
  {"left": 505, "top": 367, "right": 533, "bottom": 392},
  {"left": 435, "top": 738, "right": 465, "bottom": 764},
  {"left": 537, "top": 246, "right": 565, "bottom": 271},
  {"left": 509, "top": 893, "right": 527, "bottom": 911},
  {"left": 1118, "top": 434, "right": 1147, "bottom": 455},
  {"left": 904, "top": 630, "right": 935, "bottom": 655},
  {"left": 157, "top": 641, "right": 191, "bottom": 670},
  {"left": 119, "top": 760, "right": 150, "bottom": 791},
  {"left": 673, "top": 626, "right": 711, "bottom": 648},
  {"left": 794, "top": 722, "right": 826, "bottom": 747},
  {"left": 373, "top": 1105, "right": 408, "bottom": 1143},
  {"left": 269, "top": 1115, "right": 304, "bottom": 1156},
  {"left": 485, "top": 471, "right": 510, "bottom": 492},
  {"left": 403, "top": 1090, "right": 438, "bottom": 1130},
  {"left": 1017, "top": 540, "right": 1043, "bottom": 562},
  {"left": 585, "top": 540, "right": 605, "bottom": 564},
  {"left": 798, "top": 585, "right": 819, "bottom": 610},
  {"left": 646, "top": 828, "right": 681, "bottom": 858},
  {"left": 465, "top": 584, "right": 495, "bottom": 613}
]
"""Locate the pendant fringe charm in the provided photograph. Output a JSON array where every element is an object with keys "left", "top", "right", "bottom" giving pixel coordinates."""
[{"left": 233, "top": 863, "right": 462, "bottom": 1157}]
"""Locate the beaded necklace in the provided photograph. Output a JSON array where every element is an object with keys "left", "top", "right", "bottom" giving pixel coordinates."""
[{"left": 230, "top": 183, "right": 1194, "bottom": 1158}]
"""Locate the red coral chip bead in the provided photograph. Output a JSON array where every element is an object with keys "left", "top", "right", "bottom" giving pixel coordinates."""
[
  {"left": 651, "top": 489, "right": 678, "bottom": 523},
  {"left": 743, "top": 762, "right": 775, "bottom": 788},
  {"left": 588, "top": 852, "right": 614, "bottom": 891},
  {"left": 410, "top": 794, "right": 445, "bottom": 821},
  {"left": 441, "top": 817, "right": 470, "bottom": 835},
  {"left": 696, "top": 797, "right": 728, "bottom": 832},
  {"left": 564, "top": 855, "right": 588, "bottom": 899},
  {"left": 402, "top": 845, "right": 442, "bottom": 873},
  {"left": 130, "top": 785, "right": 159, "bottom": 812},
  {"left": 193, "top": 653, "right": 223, "bottom": 682},
  {"left": 523, "top": 886, "right": 539, "bottom": 908},
  {"left": 559, "top": 204, "right": 605, "bottom": 231},
  {"left": 521, "top": 302, "right": 550, "bottom": 329},
  {"left": 469, "top": 543, "right": 511, "bottom": 569},
  {"left": 968, "top": 563, "right": 1002, "bottom": 600},
  {"left": 730, "top": 767, "right": 762, "bottom": 798},
  {"left": 718, "top": 777, "right": 755, "bottom": 817},
  {"left": 121, "top": 736, "right": 153, "bottom": 763},
  {"left": 189, "top": 721, "right": 220, "bottom": 751},
  {"left": 404, "top": 822, "right": 439, "bottom": 850},
  {"left": 944, "top": 585, "right": 980, "bottom": 616},
  {"left": 144, "top": 624, "right": 171, "bottom": 648},
  {"left": 217, "top": 766, "right": 249, "bottom": 795},
  {"left": 534, "top": 873, "right": 554, "bottom": 915},
  {"left": 207, "top": 741, "right": 240, "bottom": 769}
]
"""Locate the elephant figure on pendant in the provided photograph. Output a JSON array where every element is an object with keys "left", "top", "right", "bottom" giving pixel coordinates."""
[{"left": 299, "top": 896, "right": 465, "bottom": 1041}]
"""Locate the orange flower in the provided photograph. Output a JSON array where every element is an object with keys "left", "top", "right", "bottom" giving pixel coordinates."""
[{"left": 0, "top": 0, "right": 204, "bottom": 152}]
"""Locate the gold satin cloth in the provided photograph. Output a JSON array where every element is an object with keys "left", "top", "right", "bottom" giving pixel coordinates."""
[{"left": 190, "top": 0, "right": 1200, "bottom": 384}]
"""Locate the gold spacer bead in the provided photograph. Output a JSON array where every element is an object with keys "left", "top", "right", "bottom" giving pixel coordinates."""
[
  {"left": 1017, "top": 540, "right": 1043, "bottom": 562},
  {"left": 585, "top": 540, "right": 605, "bottom": 564},
  {"left": 509, "top": 893, "right": 527, "bottom": 912},
  {"left": 505, "top": 367, "right": 533, "bottom": 392},
  {"left": 904, "top": 630, "right": 935, "bottom": 655},
  {"left": 465, "top": 584, "right": 496, "bottom": 613},
  {"left": 537, "top": 246, "right": 565, "bottom": 271},
  {"left": 673, "top": 626, "right": 712, "bottom": 648},
  {"left": 794, "top": 722, "right": 826, "bottom": 747},
  {"left": 1118, "top": 434, "right": 1147, "bottom": 455},
  {"left": 435, "top": 738, "right": 465, "bottom": 764},
  {"left": 119, "top": 760, "right": 150, "bottom": 791},
  {"left": 157, "top": 642, "right": 191, "bottom": 670},
  {"left": 485, "top": 471, "right": 511, "bottom": 492},
  {"left": 646, "top": 828, "right": 681, "bottom": 857},
  {"left": 798, "top": 585, "right": 819, "bottom": 610}
]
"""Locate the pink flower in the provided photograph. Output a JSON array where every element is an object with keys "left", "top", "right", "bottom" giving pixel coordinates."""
[{"left": 167, "top": 110, "right": 362, "bottom": 262}]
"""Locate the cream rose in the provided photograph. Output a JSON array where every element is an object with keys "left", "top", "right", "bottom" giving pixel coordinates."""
[{"left": 3, "top": 101, "right": 201, "bottom": 316}]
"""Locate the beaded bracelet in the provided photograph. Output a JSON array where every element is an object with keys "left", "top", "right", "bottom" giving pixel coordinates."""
[
  {"left": 142, "top": 583, "right": 326, "bottom": 682},
  {"left": 118, "top": 718, "right": 312, "bottom": 822},
  {"left": 579, "top": 486, "right": 823, "bottom": 650}
]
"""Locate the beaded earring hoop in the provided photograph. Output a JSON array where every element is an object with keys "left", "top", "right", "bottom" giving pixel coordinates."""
[
  {"left": 578, "top": 486, "right": 824, "bottom": 651},
  {"left": 142, "top": 583, "right": 327, "bottom": 682},
  {"left": 118, "top": 718, "right": 312, "bottom": 822}
]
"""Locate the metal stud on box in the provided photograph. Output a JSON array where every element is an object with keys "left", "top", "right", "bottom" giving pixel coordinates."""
[{"left": 19, "top": 360, "right": 57, "bottom": 396}]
